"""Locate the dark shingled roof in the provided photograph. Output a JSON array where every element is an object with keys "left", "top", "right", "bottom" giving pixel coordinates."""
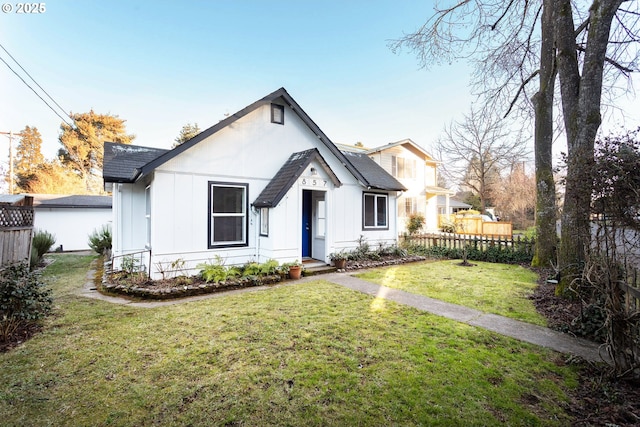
[
  {"left": 341, "top": 151, "right": 407, "bottom": 191},
  {"left": 31, "top": 194, "right": 112, "bottom": 209},
  {"left": 102, "top": 89, "right": 405, "bottom": 194},
  {"left": 253, "top": 149, "right": 341, "bottom": 208},
  {"left": 103, "top": 142, "right": 169, "bottom": 183}
]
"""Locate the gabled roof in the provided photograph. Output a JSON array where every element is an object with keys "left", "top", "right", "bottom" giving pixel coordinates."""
[
  {"left": 102, "top": 88, "right": 405, "bottom": 192},
  {"left": 342, "top": 151, "right": 407, "bottom": 191},
  {"left": 366, "top": 138, "right": 440, "bottom": 163},
  {"left": 31, "top": 194, "right": 112, "bottom": 209},
  {"left": 103, "top": 142, "right": 169, "bottom": 183},
  {"left": 253, "top": 149, "right": 341, "bottom": 208},
  {"left": 135, "top": 87, "right": 361, "bottom": 181},
  {"left": 437, "top": 195, "right": 471, "bottom": 209}
]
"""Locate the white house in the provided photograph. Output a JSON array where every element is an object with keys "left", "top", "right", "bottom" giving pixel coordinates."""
[
  {"left": 103, "top": 88, "right": 406, "bottom": 279},
  {"left": 362, "top": 139, "right": 454, "bottom": 233},
  {"left": 31, "top": 194, "right": 112, "bottom": 251}
]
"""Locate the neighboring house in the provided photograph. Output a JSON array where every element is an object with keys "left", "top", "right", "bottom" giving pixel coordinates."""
[
  {"left": 437, "top": 195, "right": 471, "bottom": 214},
  {"left": 103, "top": 88, "right": 406, "bottom": 279},
  {"left": 364, "top": 139, "right": 454, "bottom": 233},
  {"left": 31, "top": 194, "right": 112, "bottom": 251}
]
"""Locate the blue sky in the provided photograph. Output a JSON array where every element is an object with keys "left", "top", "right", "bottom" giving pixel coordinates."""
[{"left": 1, "top": 0, "right": 638, "bottom": 172}]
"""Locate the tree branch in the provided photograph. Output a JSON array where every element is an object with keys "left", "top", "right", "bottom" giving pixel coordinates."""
[
  {"left": 504, "top": 70, "right": 539, "bottom": 118},
  {"left": 491, "top": 0, "right": 517, "bottom": 30},
  {"left": 575, "top": 45, "right": 635, "bottom": 74}
]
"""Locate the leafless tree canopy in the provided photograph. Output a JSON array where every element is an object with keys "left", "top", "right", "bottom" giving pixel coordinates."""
[
  {"left": 436, "top": 107, "right": 530, "bottom": 211},
  {"left": 390, "top": 1, "right": 639, "bottom": 118}
]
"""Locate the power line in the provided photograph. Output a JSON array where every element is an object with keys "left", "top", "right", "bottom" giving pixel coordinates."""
[
  {"left": 0, "top": 45, "right": 75, "bottom": 128},
  {"left": 0, "top": 55, "right": 75, "bottom": 128},
  {"left": 0, "top": 43, "right": 72, "bottom": 122}
]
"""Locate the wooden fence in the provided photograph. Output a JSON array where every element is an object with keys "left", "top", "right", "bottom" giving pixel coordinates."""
[
  {"left": 438, "top": 214, "right": 513, "bottom": 236},
  {"left": 400, "top": 232, "right": 535, "bottom": 257},
  {"left": 620, "top": 267, "right": 640, "bottom": 317},
  {"left": 0, "top": 205, "right": 34, "bottom": 266}
]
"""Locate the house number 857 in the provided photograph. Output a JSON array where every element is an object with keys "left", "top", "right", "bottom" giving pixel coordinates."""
[{"left": 301, "top": 179, "right": 327, "bottom": 187}]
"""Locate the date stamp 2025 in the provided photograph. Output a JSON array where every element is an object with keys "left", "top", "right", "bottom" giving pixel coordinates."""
[{"left": 2, "top": 3, "right": 46, "bottom": 14}]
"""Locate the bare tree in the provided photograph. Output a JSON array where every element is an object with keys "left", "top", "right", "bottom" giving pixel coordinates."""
[
  {"left": 391, "top": 1, "right": 639, "bottom": 294},
  {"left": 493, "top": 162, "right": 537, "bottom": 229},
  {"left": 436, "top": 107, "right": 530, "bottom": 213}
]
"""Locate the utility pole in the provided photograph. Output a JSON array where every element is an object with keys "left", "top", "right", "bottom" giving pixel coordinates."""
[{"left": 1, "top": 131, "right": 25, "bottom": 194}]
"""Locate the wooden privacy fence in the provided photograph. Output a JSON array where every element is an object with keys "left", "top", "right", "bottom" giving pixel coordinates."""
[
  {"left": 438, "top": 214, "right": 513, "bottom": 237},
  {"left": 0, "top": 205, "right": 34, "bottom": 266}
]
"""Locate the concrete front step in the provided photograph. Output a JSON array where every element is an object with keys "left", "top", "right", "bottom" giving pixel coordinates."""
[
  {"left": 303, "top": 265, "right": 338, "bottom": 276},
  {"left": 301, "top": 259, "right": 337, "bottom": 276}
]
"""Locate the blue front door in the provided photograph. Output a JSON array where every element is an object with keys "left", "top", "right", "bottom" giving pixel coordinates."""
[{"left": 302, "top": 190, "right": 312, "bottom": 257}]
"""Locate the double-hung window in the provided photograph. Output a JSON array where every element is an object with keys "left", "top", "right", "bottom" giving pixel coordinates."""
[
  {"left": 363, "top": 192, "right": 388, "bottom": 230},
  {"left": 391, "top": 156, "right": 416, "bottom": 179},
  {"left": 208, "top": 182, "right": 248, "bottom": 248}
]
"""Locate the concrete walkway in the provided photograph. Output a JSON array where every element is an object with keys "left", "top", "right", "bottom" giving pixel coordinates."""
[
  {"left": 80, "top": 266, "right": 611, "bottom": 365},
  {"left": 321, "top": 273, "right": 611, "bottom": 365}
]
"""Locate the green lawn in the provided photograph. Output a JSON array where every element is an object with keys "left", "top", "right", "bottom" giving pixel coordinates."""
[
  {"left": 356, "top": 259, "right": 547, "bottom": 326},
  {"left": 0, "top": 254, "right": 578, "bottom": 426}
]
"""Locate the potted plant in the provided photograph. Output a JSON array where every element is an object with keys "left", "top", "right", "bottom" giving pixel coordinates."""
[
  {"left": 283, "top": 261, "right": 303, "bottom": 279},
  {"left": 329, "top": 250, "right": 348, "bottom": 270}
]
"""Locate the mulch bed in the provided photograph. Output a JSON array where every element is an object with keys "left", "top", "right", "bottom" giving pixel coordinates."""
[
  {"left": 531, "top": 268, "right": 640, "bottom": 427},
  {"left": 101, "top": 273, "right": 284, "bottom": 300}
]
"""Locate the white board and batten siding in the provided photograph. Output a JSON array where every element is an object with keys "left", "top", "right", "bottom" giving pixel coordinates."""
[{"left": 112, "top": 98, "right": 400, "bottom": 279}]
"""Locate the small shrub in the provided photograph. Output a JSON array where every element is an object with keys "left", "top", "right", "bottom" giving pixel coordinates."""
[
  {"left": 348, "top": 235, "right": 371, "bottom": 261},
  {"left": 259, "top": 259, "right": 280, "bottom": 275},
  {"left": 88, "top": 225, "right": 112, "bottom": 255},
  {"left": 329, "top": 250, "right": 349, "bottom": 261},
  {"left": 440, "top": 219, "right": 457, "bottom": 233},
  {"left": 31, "top": 229, "right": 56, "bottom": 261},
  {"left": 406, "top": 242, "right": 533, "bottom": 265},
  {"left": 154, "top": 258, "right": 187, "bottom": 280},
  {"left": 523, "top": 227, "right": 537, "bottom": 239},
  {"left": 570, "top": 302, "right": 607, "bottom": 343},
  {"left": 406, "top": 213, "right": 425, "bottom": 235},
  {"left": 120, "top": 255, "right": 140, "bottom": 274},
  {"left": 242, "top": 261, "right": 262, "bottom": 277},
  {"left": 0, "top": 262, "right": 52, "bottom": 342},
  {"left": 198, "top": 257, "right": 229, "bottom": 283}
]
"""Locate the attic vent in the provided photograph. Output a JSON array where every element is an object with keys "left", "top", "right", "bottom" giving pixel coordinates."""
[{"left": 271, "top": 104, "right": 284, "bottom": 125}]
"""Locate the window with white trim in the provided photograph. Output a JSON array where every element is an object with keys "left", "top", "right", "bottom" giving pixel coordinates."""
[
  {"left": 260, "top": 207, "right": 269, "bottom": 237},
  {"left": 399, "top": 197, "right": 416, "bottom": 217},
  {"left": 391, "top": 155, "right": 416, "bottom": 179},
  {"left": 145, "top": 185, "right": 151, "bottom": 248},
  {"left": 363, "top": 193, "right": 388, "bottom": 229},
  {"left": 208, "top": 182, "right": 248, "bottom": 248}
]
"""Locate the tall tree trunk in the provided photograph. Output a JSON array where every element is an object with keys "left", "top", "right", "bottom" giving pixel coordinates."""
[
  {"left": 532, "top": 0, "right": 557, "bottom": 268},
  {"left": 555, "top": 0, "right": 624, "bottom": 296}
]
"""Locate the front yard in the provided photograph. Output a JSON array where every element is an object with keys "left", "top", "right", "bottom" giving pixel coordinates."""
[
  {"left": 2, "top": 254, "right": 637, "bottom": 426},
  {"left": 356, "top": 260, "right": 547, "bottom": 326}
]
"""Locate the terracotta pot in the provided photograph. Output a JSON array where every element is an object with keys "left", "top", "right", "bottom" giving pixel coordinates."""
[
  {"left": 333, "top": 259, "right": 347, "bottom": 269},
  {"left": 288, "top": 265, "right": 302, "bottom": 280}
]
